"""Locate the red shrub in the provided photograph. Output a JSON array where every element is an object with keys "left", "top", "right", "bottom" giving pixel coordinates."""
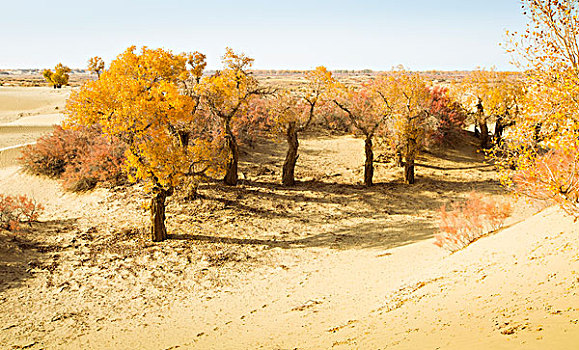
[
  {"left": 0, "top": 194, "right": 44, "bottom": 231},
  {"left": 434, "top": 192, "right": 512, "bottom": 251},
  {"left": 20, "top": 125, "right": 127, "bottom": 191},
  {"left": 61, "top": 135, "right": 127, "bottom": 191},
  {"left": 233, "top": 95, "right": 272, "bottom": 147},
  {"left": 428, "top": 86, "right": 467, "bottom": 145},
  {"left": 512, "top": 145, "right": 579, "bottom": 219},
  {"left": 20, "top": 125, "right": 85, "bottom": 177}
]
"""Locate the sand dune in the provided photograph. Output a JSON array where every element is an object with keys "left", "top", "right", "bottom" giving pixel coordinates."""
[
  {"left": 0, "top": 87, "right": 69, "bottom": 125},
  {"left": 0, "top": 87, "right": 66, "bottom": 166},
  {"left": 2, "top": 113, "right": 65, "bottom": 127}
]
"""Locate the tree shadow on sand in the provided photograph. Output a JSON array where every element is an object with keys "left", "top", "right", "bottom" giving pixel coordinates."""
[
  {"left": 170, "top": 219, "right": 434, "bottom": 251},
  {"left": 0, "top": 219, "right": 76, "bottom": 294},
  {"left": 169, "top": 133, "right": 505, "bottom": 252}
]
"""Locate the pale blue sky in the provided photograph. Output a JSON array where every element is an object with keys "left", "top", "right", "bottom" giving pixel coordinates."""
[{"left": 0, "top": 0, "right": 525, "bottom": 70}]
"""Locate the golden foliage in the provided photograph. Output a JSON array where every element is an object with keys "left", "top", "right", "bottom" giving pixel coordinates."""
[
  {"left": 380, "top": 70, "right": 433, "bottom": 154},
  {"left": 87, "top": 56, "right": 105, "bottom": 77},
  {"left": 269, "top": 66, "right": 335, "bottom": 133},
  {"left": 496, "top": 0, "right": 579, "bottom": 215},
  {"left": 42, "top": 63, "right": 71, "bottom": 88},
  {"left": 66, "top": 46, "right": 223, "bottom": 193},
  {"left": 197, "top": 47, "right": 260, "bottom": 124},
  {"left": 460, "top": 68, "right": 523, "bottom": 124}
]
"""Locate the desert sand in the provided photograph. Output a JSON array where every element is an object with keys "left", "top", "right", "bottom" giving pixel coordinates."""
[
  {"left": 0, "top": 87, "right": 578, "bottom": 349},
  {"left": 0, "top": 87, "right": 67, "bottom": 166},
  {"left": 0, "top": 87, "right": 68, "bottom": 125}
]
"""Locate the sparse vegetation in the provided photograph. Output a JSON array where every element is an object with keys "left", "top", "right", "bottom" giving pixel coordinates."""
[
  {"left": 5, "top": 1, "right": 579, "bottom": 349},
  {"left": 434, "top": 192, "right": 512, "bottom": 252},
  {"left": 0, "top": 194, "right": 43, "bottom": 231}
]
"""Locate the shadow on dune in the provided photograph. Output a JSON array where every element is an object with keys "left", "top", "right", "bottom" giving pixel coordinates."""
[
  {"left": 0, "top": 219, "right": 76, "bottom": 294},
  {"left": 172, "top": 133, "right": 502, "bottom": 252},
  {"left": 170, "top": 219, "right": 433, "bottom": 251}
]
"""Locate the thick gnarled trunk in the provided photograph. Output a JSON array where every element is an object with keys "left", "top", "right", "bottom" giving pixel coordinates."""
[
  {"left": 282, "top": 122, "right": 299, "bottom": 186},
  {"left": 493, "top": 115, "right": 504, "bottom": 146},
  {"left": 223, "top": 121, "right": 239, "bottom": 186},
  {"left": 404, "top": 138, "right": 417, "bottom": 184},
  {"left": 364, "top": 136, "right": 374, "bottom": 187},
  {"left": 479, "top": 120, "right": 489, "bottom": 149},
  {"left": 150, "top": 188, "right": 168, "bottom": 242},
  {"left": 178, "top": 130, "right": 190, "bottom": 149}
]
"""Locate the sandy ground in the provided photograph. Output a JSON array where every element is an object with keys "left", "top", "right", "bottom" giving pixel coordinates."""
[
  {"left": 0, "top": 87, "right": 578, "bottom": 349},
  {"left": 0, "top": 87, "right": 67, "bottom": 166},
  {"left": 0, "top": 87, "right": 68, "bottom": 125}
]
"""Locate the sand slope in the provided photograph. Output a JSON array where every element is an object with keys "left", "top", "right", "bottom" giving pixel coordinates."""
[
  {"left": 0, "top": 87, "right": 67, "bottom": 167},
  {"left": 0, "top": 87, "right": 68, "bottom": 125},
  {"left": 0, "top": 167, "right": 577, "bottom": 349}
]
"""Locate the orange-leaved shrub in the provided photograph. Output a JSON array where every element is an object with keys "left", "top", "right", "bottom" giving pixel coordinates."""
[
  {"left": 20, "top": 125, "right": 126, "bottom": 191},
  {"left": 434, "top": 192, "right": 512, "bottom": 251},
  {"left": 0, "top": 194, "right": 44, "bottom": 231},
  {"left": 428, "top": 86, "right": 467, "bottom": 145},
  {"left": 512, "top": 145, "right": 579, "bottom": 219}
]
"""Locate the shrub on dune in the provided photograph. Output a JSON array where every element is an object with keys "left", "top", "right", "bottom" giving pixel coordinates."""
[
  {"left": 20, "top": 125, "right": 126, "bottom": 191},
  {"left": 434, "top": 192, "right": 512, "bottom": 251}
]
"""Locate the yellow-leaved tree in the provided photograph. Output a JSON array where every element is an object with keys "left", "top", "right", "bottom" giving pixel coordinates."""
[
  {"left": 87, "top": 56, "right": 105, "bottom": 78},
  {"left": 332, "top": 77, "right": 395, "bottom": 186},
  {"left": 197, "top": 48, "right": 265, "bottom": 186},
  {"left": 66, "top": 46, "right": 223, "bottom": 241},
  {"left": 269, "top": 66, "right": 334, "bottom": 186},
  {"left": 499, "top": 0, "right": 579, "bottom": 217},
  {"left": 459, "top": 68, "right": 524, "bottom": 149},
  {"left": 460, "top": 68, "right": 504, "bottom": 148},
  {"left": 42, "top": 63, "right": 71, "bottom": 89},
  {"left": 382, "top": 71, "right": 434, "bottom": 184}
]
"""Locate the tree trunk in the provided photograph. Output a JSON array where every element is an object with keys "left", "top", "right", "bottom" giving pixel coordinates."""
[
  {"left": 364, "top": 136, "right": 374, "bottom": 187},
  {"left": 494, "top": 115, "right": 504, "bottom": 145},
  {"left": 475, "top": 100, "right": 489, "bottom": 149},
  {"left": 404, "top": 138, "right": 417, "bottom": 184},
  {"left": 178, "top": 131, "right": 190, "bottom": 149},
  {"left": 479, "top": 120, "right": 489, "bottom": 149},
  {"left": 223, "top": 121, "right": 238, "bottom": 186},
  {"left": 282, "top": 122, "right": 299, "bottom": 186},
  {"left": 150, "top": 188, "right": 168, "bottom": 242},
  {"left": 396, "top": 149, "right": 404, "bottom": 167}
]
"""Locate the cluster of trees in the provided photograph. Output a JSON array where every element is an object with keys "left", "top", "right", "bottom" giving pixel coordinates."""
[
  {"left": 458, "top": 69, "right": 523, "bottom": 149},
  {"left": 57, "top": 47, "right": 475, "bottom": 241},
  {"left": 33, "top": 0, "right": 579, "bottom": 241},
  {"left": 34, "top": 50, "right": 538, "bottom": 243},
  {"left": 42, "top": 63, "right": 71, "bottom": 88}
]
